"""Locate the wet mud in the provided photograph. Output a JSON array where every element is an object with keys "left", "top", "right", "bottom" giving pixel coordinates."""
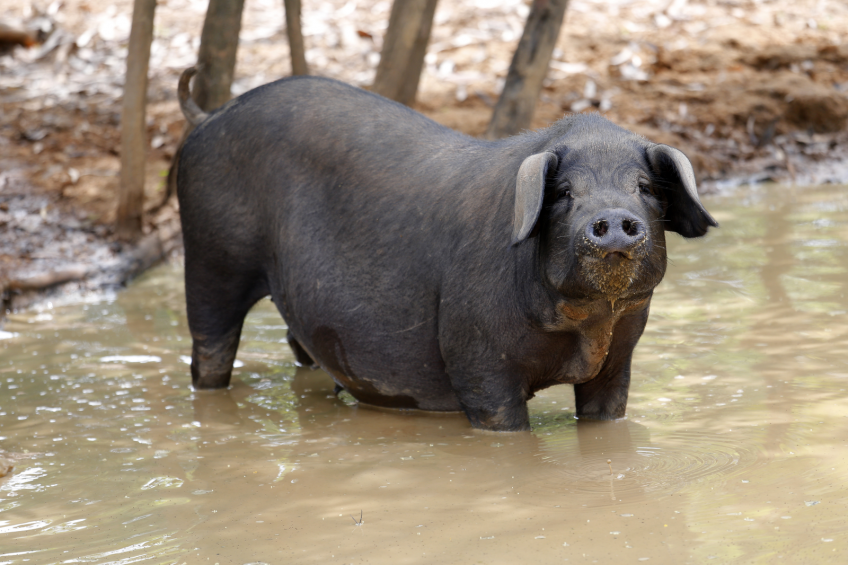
[{"left": 1, "top": 184, "right": 847, "bottom": 563}]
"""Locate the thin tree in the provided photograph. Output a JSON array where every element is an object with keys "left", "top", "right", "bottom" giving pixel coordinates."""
[
  {"left": 372, "top": 0, "right": 439, "bottom": 106},
  {"left": 284, "top": 0, "right": 308, "bottom": 75},
  {"left": 486, "top": 0, "right": 569, "bottom": 139},
  {"left": 192, "top": 0, "right": 246, "bottom": 114},
  {"left": 159, "top": 0, "right": 246, "bottom": 212},
  {"left": 117, "top": 0, "right": 157, "bottom": 241}
]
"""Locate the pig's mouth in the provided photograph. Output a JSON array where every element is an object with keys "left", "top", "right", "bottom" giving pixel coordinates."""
[
  {"left": 576, "top": 239, "right": 650, "bottom": 297},
  {"left": 603, "top": 250, "right": 632, "bottom": 261},
  {"left": 579, "top": 253, "right": 641, "bottom": 297}
]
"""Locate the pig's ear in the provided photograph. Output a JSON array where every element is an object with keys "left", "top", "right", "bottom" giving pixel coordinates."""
[
  {"left": 513, "top": 151, "right": 558, "bottom": 245},
  {"left": 647, "top": 144, "right": 718, "bottom": 238}
]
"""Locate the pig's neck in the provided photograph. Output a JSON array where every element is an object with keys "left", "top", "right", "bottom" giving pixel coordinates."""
[{"left": 543, "top": 294, "right": 650, "bottom": 383}]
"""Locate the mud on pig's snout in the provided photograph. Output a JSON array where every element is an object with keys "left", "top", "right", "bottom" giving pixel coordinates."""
[{"left": 582, "top": 208, "right": 648, "bottom": 260}]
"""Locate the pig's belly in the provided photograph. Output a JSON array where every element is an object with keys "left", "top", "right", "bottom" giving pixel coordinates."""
[{"left": 282, "top": 305, "right": 463, "bottom": 412}]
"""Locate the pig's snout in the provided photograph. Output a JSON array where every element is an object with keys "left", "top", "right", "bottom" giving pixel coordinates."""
[{"left": 583, "top": 209, "right": 647, "bottom": 259}]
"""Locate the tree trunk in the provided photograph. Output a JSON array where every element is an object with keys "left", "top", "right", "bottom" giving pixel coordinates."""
[
  {"left": 283, "top": 0, "right": 308, "bottom": 75},
  {"left": 372, "top": 0, "right": 439, "bottom": 106},
  {"left": 193, "top": 0, "right": 246, "bottom": 113},
  {"left": 164, "top": 0, "right": 245, "bottom": 213},
  {"left": 117, "top": 0, "right": 157, "bottom": 241},
  {"left": 485, "top": 0, "right": 569, "bottom": 139}
]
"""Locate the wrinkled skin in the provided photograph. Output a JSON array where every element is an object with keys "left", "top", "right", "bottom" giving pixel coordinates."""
[{"left": 177, "top": 73, "right": 717, "bottom": 431}]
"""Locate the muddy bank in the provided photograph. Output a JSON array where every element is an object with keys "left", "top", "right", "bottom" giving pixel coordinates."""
[
  {"left": 0, "top": 164, "right": 181, "bottom": 314},
  {"left": 2, "top": 0, "right": 848, "bottom": 316}
]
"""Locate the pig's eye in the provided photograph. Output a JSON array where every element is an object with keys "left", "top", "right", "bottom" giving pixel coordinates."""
[
  {"left": 556, "top": 183, "right": 572, "bottom": 199},
  {"left": 638, "top": 179, "right": 653, "bottom": 195}
]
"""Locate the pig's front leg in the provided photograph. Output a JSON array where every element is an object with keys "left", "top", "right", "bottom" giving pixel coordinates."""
[
  {"left": 447, "top": 369, "right": 531, "bottom": 432},
  {"left": 463, "top": 397, "right": 531, "bottom": 431},
  {"left": 462, "top": 396, "right": 531, "bottom": 431},
  {"left": 574, "top": 307, "right": 649, "bottom": 420},
  {"left": 440, "top": 310, "right": 532, "bottom": 432}
]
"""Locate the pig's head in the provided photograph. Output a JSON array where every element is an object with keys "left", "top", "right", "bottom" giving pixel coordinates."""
[{"left": 512, "top": 117, "right": 717, "bottom": 301}]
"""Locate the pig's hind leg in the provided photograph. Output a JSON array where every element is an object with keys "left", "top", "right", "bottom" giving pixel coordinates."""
[
  {"left": 287, "top": 333, "right": 317, "bottom": 368},
  {"left": 185, "top": 263, "right": 269, "bottom": 389}
]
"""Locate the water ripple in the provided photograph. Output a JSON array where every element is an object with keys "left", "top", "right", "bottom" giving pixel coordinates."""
[{"left": 526, "top": 425, "right": 766, "bottom": 502}]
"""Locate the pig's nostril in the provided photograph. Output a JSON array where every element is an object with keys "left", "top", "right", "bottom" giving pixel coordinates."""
[
  {"left": 593, "top": 220, "right": 609, "bottom": 238},
  {"left": 622, "top": 219, "right": 640, "bottom": 237}
]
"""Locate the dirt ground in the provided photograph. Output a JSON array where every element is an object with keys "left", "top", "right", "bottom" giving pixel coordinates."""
[{"left": 2, "top": 0, "right": 848, "bottom": 313}]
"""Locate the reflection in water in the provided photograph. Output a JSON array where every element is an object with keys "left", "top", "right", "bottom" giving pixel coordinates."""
[{"left": 1, "top": 184, "right": 848, "bottom": 563}]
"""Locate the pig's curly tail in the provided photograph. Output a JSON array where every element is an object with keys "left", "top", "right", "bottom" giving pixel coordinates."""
[{"left": 178, "top": 66, "right": 209, "bottom": 127}]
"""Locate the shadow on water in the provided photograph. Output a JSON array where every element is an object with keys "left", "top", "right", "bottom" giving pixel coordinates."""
[{"left": 1, "top": 184, "right": 848, "bottom": 563}]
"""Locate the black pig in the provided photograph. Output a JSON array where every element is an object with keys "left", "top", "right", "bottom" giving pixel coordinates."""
[{"left": 176, "top": 68, "right": 716, "bottom": 431}]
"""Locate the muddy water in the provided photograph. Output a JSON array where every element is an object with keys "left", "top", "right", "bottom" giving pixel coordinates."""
[{"left": 2, "top": 184, "right": 848, "bottom": 564}]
